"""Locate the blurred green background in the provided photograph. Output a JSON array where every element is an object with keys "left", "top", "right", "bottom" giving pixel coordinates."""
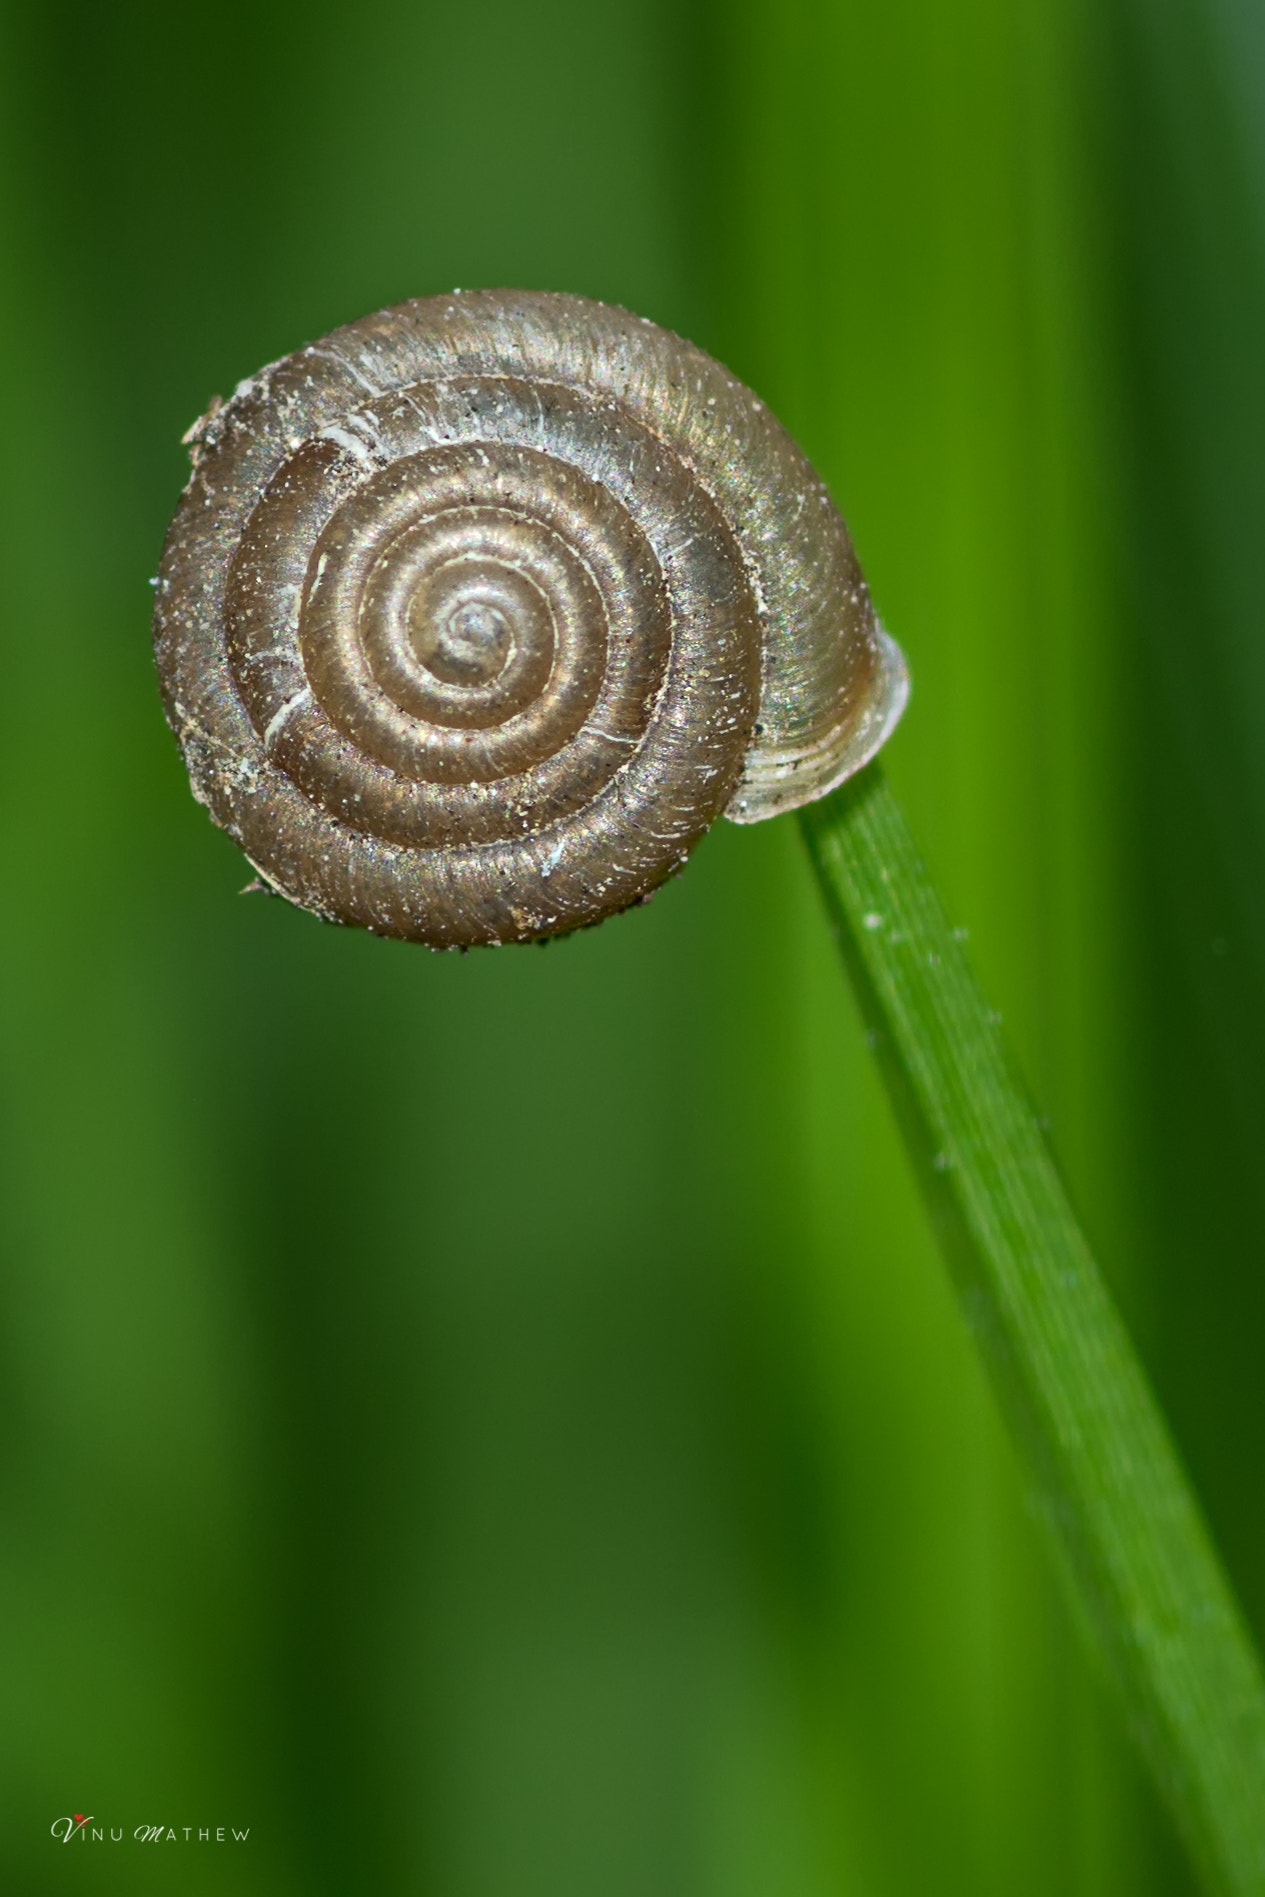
[{"left": 1, "top": 0, "right": 1263, "bottom": 1890}]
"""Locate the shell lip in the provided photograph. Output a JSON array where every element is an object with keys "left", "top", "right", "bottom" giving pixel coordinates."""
[{"left": 725, "top": 623, "right": 910, "bottom": 825}]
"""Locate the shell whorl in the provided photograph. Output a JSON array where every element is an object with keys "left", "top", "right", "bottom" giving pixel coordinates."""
[{"left": 154, "top": 290, "right": 907, "bottom": 947}]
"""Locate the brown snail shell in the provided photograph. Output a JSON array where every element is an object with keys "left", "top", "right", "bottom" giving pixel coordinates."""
[{"left": 153, "top": 289, "right": 907, "bottom": 947}]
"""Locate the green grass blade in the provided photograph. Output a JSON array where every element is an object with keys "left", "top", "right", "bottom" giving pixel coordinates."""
[{"left": 800, "top": 763, "right": 1265, "bottom": 1897}]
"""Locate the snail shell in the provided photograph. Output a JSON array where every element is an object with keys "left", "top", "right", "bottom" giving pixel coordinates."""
[{"left": 154, "top": 289, "right": 907, "bottom": 947}]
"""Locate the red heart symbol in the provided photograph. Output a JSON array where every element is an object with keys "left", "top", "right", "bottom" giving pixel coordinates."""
[{"left": 74, "top": 1814, "right": 84, "bottom": 1823}]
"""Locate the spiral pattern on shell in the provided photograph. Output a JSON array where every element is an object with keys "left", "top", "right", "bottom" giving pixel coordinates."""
[{"left": 154, "top": 290, "right": 907, "bottom": 946}]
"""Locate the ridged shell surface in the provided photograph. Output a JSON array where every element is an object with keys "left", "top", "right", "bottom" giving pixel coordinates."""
[{"left": 154, "top": 289, "right": 906, "bottom": 946}]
